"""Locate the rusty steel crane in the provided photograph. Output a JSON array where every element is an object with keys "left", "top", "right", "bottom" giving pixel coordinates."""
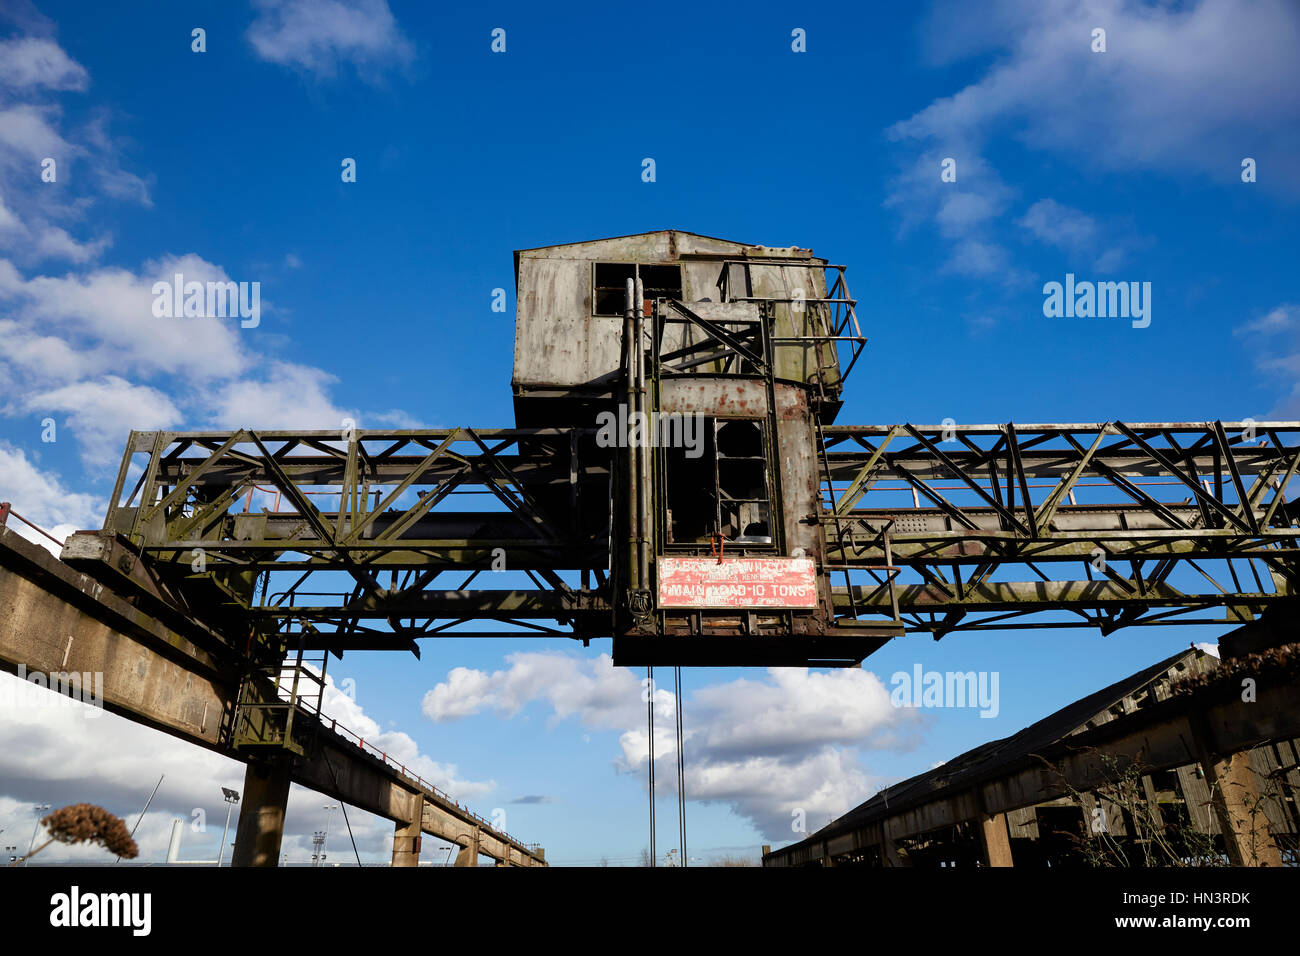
[{"left": 59, "top": 231, "right": 1300, "bottom": 750}]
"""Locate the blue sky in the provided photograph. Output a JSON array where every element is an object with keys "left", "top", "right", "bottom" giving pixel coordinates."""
[{"left": 1, "top": 0, "right": 1298, "bottom": 865}]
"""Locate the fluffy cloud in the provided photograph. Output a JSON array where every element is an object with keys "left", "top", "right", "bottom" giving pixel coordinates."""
[
  {"left": 424, "top": 652, "right": 646, "bottom": 730},
  {"left": 1016, "top": 199, "right": 1136, "bottom": 272},
  {"left": 318, "top": 670, "right": 494, "bottom": 801},
  {"left": 423, "top": 653, "right": 923, "bottom": 839},
  {"left": 0, "top": 667, "right": 485, "bottom": 864},
  {"left": 247, "top": 0, "right": 414, "bottom": 80},
  {"left": 25, "top": 376, "right": 182, "bottom": 468},
  {"left": 1234, "top": 303, "right": 1300, "bottom": 416},
  {"left": 212, "top": 362, "right": 354, "bottom": 431},
  {"left": 0, "top": 29, "right": 411, "bottom": 472},
  {"left": 0, "top": 255, "right": 252, "bottom": 382},
  {"left": 897, "top": 0, "right": 1300, "bottom": 182},
  {"left": 0, "top": 36, "right": 88, "bottom": 91},
  {"left": 0, "top": 442, "right": 101, "bottom": 552},
  {"left": 887, "top": 0, "right": 1300, "bottom": 280}
]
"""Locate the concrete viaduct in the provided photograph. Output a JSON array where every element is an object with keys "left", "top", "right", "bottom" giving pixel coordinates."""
[{"left": 0, "top": 522, "right": 545, "bottom": 867}]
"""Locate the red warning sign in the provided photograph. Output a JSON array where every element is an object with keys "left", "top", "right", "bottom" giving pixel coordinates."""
[{"left": 657, "top": 557, "right": 818, "bottom": 609}]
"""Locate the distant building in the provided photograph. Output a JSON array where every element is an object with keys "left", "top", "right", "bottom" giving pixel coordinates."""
[{"left": 764, "top": 646, "right": 1300, "bottom": 867}]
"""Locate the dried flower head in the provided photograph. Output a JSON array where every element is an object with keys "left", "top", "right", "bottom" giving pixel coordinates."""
[{"left": 41, "top": 804, "right": 138, "bottom": 859}]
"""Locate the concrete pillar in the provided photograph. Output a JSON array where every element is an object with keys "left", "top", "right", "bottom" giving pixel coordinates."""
[
  {"left": 391, "top": 792, "right": 423, "bottom": 868},
  {"left": 881, "top": 836, "right": 906, "bottom": 867},
  {"left": 977, "top": 812, "right": 1014, "bottom": 867},
  {"left": 1201, "top": 750, "right": 1284, "bottom": 867},
  {"left": 454, "top": 828, "right": 480, "bottom": 867},
  {"left": 1189, "top": 709, "right": 1284, "bottom": 866},
  {"left": 231, "top": 759, "right": 291, "bottom": 867}
]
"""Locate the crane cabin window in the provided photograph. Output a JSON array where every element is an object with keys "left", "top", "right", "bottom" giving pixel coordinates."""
[
  {"left": 663, "top": 418, "right": 773, "bottom": 547},
  {"left": 593, "top": 262, "right": 682, "bottom": 316}
]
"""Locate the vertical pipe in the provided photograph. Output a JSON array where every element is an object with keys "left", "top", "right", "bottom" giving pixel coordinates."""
[
  {"left": 634, "top": 276, "right": 649, "bottom": 591},
  {"left": 624, "top": 277, "right": 639, "bottom": 593}
]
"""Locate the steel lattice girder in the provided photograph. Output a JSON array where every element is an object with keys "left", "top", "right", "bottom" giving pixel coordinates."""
[
  {"left": 68, "top": 420, "right": 1300, "bottom": 651},
  {"left": 72, "top": 427, "right": 614, "bottom": 653},
  {"left": 820, "top": 421, "right": 1300, "bottom": 635}
]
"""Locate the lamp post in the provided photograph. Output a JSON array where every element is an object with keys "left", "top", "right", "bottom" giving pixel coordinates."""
[
  {"left": 319, "top": 804, "right": 337, "bottom": 866},
  {"left": 24, "top": 804, "right": 49, "bottom": 867},
  {"left": 217, "top": 788, "right": 240, "bottom": 867}
]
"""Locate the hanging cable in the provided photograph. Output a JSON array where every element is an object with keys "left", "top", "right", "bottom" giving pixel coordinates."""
[
  {"left": 647, "top": 664, "right": 655, "bottom": 867},
  {"left": 322, "top": 749, "right": 364, "bottom": 867},
  {"left": 674, "top": 665, "right": 687, "bottom": 867}
]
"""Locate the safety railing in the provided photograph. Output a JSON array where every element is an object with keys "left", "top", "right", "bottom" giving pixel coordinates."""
[
  {"left": 0, "top": 501, "right": 65, "bottom": 548},
  {"left": 319, "top": 715, "right": 540, "bottom": 853}
]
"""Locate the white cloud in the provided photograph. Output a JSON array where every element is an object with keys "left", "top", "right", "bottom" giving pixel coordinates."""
[
  {"left": 1236, "top": 303, "right": 1299, "bottom": 337},
  {"left": 0, "top": 103, "right": 73, "bottom": 166},
  {"left": 0, "top": 664, "right": 487, "bottom": 863},
  {"left": 896, "top": 0, "right": 1300, "bottom": 184},
  {"left": 0, "top": 442, "right": 101, "bottom": 552},
  {"left": 0, "top": 28, "right": 411, "bottom": 472},
  {"left": 886, "top": 0, "right": 1300, "bottom": 289},
  {"left": 883, "top": 150, "right": 1021, "bottom": 282},
  {"left": 1017, "top": 198, "right": 1134, "bottom": 271},
  {"left": 0, "top": 255, "right": 252, "bottom": 383},
  {"left": 212, "top": 361, "right": 353, "bottom": 430},
  {"left": 424, "top": 652, "right": 646, "bottom": 730},
  {"left": 686, "top": 667, "right": 910, "bottom": 758},
  {"left": 1233, "top": 304, "right": 1300, "bottom": 416},
  {"left": 0, "top": 191, "right": 112, "bottom": 266},
  {"left": 25, "top": 376, "right": 182, "bottom": 468},
  {"left": 317, "top": 671, "right": 493, "bottom": 801},
  {"left": 1018, "top": 198, "right": 1096, "bottom": 251},
  {"left": 31, "top": 223, "right": 110, "bottom": 262},
  {"left": 423, "top": 653, "right": 923, "bottom": 839},
  {"left": 247, "top": 0, "right": 414, "bottom": 81},
  {"left": 0, "top": 36, "right": 88, "bottom": 91}
]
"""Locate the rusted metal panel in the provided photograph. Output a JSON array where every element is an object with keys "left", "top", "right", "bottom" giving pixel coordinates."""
[
  {"left": 512, "top": 230, "right": 848, "bottom": 396},
  {"left": 658, "top": 556, "right": 817, "bottom": 609}
]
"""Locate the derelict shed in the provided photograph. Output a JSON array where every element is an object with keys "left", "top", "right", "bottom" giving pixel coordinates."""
[{"left": 763, "top": 646, "right": 1300, "bottom": 868}]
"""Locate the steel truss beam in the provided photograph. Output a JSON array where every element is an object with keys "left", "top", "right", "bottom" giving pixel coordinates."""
[
  {"left": 821, "top": 421, "right": 1300, "bottom": 636},
  {"left": 76, "top": 428, "right": 611, "bottom": 655},
  {"left": 69, "top": 420, "right": 1300, "bottom": 655}
]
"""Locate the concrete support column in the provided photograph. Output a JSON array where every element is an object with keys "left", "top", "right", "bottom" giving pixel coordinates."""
[
  {"left": 1201, "top": 750, "right": 1284, "bottom": 866},
  {"left": 231, "top": 759, "right": 291, "bottom": 867},
  {"left": 976, "top": 812, "right": 1014, "bottom": 867},
  {"left": 454, "top": 827, "right": 481, "bottom": 867},
  {"left": 1189, "top": 709, "right": 1284, "bottom": 867},
  {"left": 391, "top": 792, "right": 423, "bottom": 868},
  {"left": 881, "top": 836, "right": 906, "bottom": 867}
]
